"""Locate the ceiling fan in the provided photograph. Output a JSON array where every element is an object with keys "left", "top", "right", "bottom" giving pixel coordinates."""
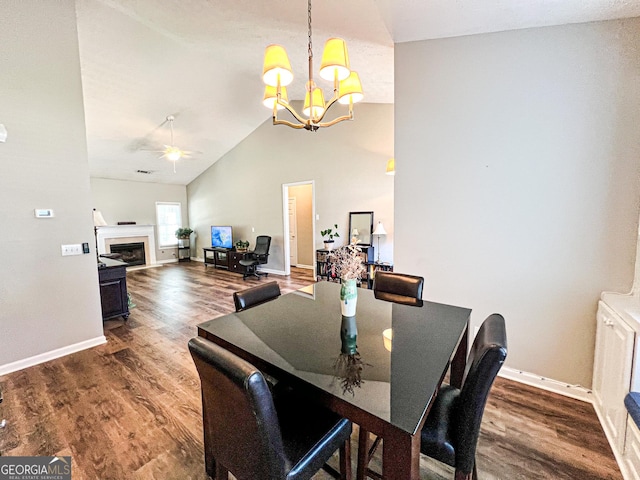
[{"left": 159, "top": 115, "right": 198, "bottom": 173}]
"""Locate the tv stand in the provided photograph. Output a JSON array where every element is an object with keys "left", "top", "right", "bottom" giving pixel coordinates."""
[
  {"left": 203, "top": 248, "right": 250, "bottom": 275},
  {"left": 203, "top": 247, "right": 230, "bottom": 269}
]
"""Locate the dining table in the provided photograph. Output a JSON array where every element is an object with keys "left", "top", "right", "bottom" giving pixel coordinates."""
[{"left": 197, "top": 281, "right": 471, "bottom": 480}]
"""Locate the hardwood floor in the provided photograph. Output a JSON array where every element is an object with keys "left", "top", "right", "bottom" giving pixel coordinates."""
[{"left": 0, "top": 262, "right": 622, "bottom": 479}]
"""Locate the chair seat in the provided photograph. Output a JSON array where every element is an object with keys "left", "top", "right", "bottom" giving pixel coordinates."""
[
  {"left": 420, "top": 385, "right": 460, "bottom": 468},
  {"left": 239, "top": 259, "right": 257, "bottom": 267},
  {"left": 275, "top": 390, "right": 352, "bottom": 480}
]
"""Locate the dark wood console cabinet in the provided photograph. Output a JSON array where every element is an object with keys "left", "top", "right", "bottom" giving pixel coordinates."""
[
  {"left": 203, "top": 248, "right": 249, "bottom": 275},
  {"left": 98, "top": 258, "right": 129, "bottom": 321}
]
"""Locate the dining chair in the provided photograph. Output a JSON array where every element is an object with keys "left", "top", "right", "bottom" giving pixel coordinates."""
[
  {"left": 189, "top": 336, "right": 353, "bottom": 480},
  {"left": 233, "top": 281, "right": 281, "bottom": 312},
  {"left": 372, "top": 271, "right": 424, "bottom": 306},
  {"left": 357, "top": 313, "right": 507, "bottom": 480}
]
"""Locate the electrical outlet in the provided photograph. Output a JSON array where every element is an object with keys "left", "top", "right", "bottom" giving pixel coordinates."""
[{"left": 61, "top": 244, "right": 83, "bottom": 256}]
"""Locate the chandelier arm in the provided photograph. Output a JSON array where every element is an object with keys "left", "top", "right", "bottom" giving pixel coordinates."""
[
  {"left": 316, "top": 113, "right": 353, "bottom": 128},
  {"left": 273, "top": 118, "right": 308, "bottom": 129},
  {"left": 276, "top": 99, "right": 312, "bottom": 125}
]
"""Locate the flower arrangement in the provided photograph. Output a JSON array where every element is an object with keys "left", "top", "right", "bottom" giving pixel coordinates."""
[{"left": 328, "top": 243, "right": 366, "bottom": 281}]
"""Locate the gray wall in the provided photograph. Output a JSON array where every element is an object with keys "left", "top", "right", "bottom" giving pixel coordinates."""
[
  {"left": 187, "top": 103, "right": 395, "bottom": 271},
  {"left": 0, "top": 1, "right": 104, "bottom": 370},
  {"left": 91, "top": 178, "right": 189, "bottom": 262},
  {"left": 394, "top": 19, "right": 640, "bottom": 387}
]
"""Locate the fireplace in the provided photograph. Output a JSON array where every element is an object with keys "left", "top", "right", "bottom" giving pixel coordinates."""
[
  {"left": 110, "top": 242, "right": 146, "bottom": 266},
  {"left": 96, "top": 225, "right": 157, "bottom": 266}
]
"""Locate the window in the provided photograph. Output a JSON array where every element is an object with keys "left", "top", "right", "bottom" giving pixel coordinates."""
[{"left": 156, "top": 202, "right": 182, "bottom": 248}]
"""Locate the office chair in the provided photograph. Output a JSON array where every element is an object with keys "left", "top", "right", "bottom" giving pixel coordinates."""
[
  {"left": 357, "top": 314, "right": 507, "bottom": 480},
  {"left": 240, "top": 235, "right": 271, "bottom": 280},
  {"left": 233, "top": 281, "right": 281, "bottom": 312},
  {"left": 372, "top": 271, "right": 424, "bottom": 306},
  {"left": 188, "top": 337, "right": 353, "bottom": 480}
]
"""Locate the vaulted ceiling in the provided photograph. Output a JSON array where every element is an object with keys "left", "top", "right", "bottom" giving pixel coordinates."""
[{"left": 76, "top": 0, "right": 640, "bottom": 185}]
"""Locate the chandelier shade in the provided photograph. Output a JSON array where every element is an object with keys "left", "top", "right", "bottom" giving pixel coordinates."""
[
  {"left": 319, "top": 38, "right": 351, "bottom": 82},
  {"left": 262, "top": 45, "right": 294, "bottom": 87},
  {"left": 261, "top": 0, "right": 364, "bottom": 131},
  {"left": 303, "top": 86, "right": 326, "bottom": 118},
  {"left": 338, "top": 72, "right": 364, "bottom": 105},
  {"left": 386, "top": 158, "right": 395, "bottom": 175},
  {"left": 263, "top": 85, "right": 289, "bottom": 110}
]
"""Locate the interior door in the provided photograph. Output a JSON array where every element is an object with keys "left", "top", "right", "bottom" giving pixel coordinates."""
[{"left": 288, "top": 197, "right": 298, "bottom": 266}]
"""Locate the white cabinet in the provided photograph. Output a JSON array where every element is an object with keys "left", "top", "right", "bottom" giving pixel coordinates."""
[
  {"left": 593, "top": 299, "right": 637, "bottom": 470},
  {"left": 624, "top": 417, "right": 640, "bottom": 480}
]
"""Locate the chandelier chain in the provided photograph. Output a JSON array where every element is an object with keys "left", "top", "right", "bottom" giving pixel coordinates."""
[{"left": 307, "top": 0, "right": 312, "bottom": 59}]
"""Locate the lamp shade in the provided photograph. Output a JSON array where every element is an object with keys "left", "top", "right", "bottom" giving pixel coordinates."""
[
  {"left": 262, "top": 85, "right": 289, "bottom": 110},
  {"left": 386, "top": 158, "right": 395, "bottom": 175},
  {"left": 303, "top": 86, "right": 326, "bottom": 118},
  {"left": 262, "top": 44, "right": 294, "bottom": 87},
  {"left": 93, "top": 209, "right": 107, "bottom": 227},
  {"left": 337, "top": 71, "right": 364, "bottom": 105},
  {"left": 373, "top": 221, "right": 387, "bottom": 236},
  {"left": 319, "top": 38, "right": 351, "bottom": 82}
]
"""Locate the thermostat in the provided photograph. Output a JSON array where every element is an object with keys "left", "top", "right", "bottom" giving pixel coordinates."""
[{"left": 34, "top": 209, "right": 54, "bottom": 218}]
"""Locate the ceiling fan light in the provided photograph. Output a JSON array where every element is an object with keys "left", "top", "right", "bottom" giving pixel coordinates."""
[
  {"left": 338, "top": 71, "right": 364, "bottom": 104},
  {"left": 303, "top": 87, "right": 326, "bottom": 118},
  {"left": 165, "top": 146, "right": 182, "bottom": 162},
  {"left": 262, "top": 85, "right": 289, "bottom": 110},
  {"left": 262, "top": 44, "right": 294, "bottom": 87},
  {"left": 319, "top": 38, "right": 350, "bottom": 82}
]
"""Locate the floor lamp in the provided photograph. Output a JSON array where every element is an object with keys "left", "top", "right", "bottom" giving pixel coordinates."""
[{"left": 372, "top": 221, "right": 386, "bottom": 263}]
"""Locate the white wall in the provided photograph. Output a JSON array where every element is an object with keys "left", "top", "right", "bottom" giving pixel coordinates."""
[
  {"left": 187, "top": 103, "right": 395, "bottom": 272},
  {"left": 394, "top": 19, "right": 640, "bottom": 387},
  {"left": 91, "top": 178, "right": 189, "bottom": 262},
  {"left": 0, "top": 1, "right": 105, "bottom": 371}
]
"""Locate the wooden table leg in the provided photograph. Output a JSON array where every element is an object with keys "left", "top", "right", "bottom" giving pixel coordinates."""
[
  {"left": 382, "top": 428, "right": 421, "bottom": 480},
  {"left": 450, "top": 324, "right": 468, "bottom": 389}
]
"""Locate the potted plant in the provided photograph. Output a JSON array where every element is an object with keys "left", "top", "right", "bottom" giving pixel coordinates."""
[
  {"left": 321, "top": 224, "right": 340, "bottom": 250},
  {"left": 235, "top": 240, "right": 250, "bottom": 252},
  {"left": 175, "top": 227, "right": 193, "bottom": 239}
]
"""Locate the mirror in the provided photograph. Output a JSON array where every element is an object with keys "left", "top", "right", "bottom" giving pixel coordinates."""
[{"left": 349, "top": 211, "right": 374, "bottom": 246}]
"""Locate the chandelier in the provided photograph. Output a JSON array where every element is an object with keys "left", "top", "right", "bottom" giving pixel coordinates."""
[{"left": 261, "top": 0, "right": 364, "bottom": 131}]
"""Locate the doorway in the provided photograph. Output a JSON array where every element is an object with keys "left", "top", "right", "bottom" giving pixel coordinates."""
[{"left": 282, "top": 181, "right": 315, "bottom": 276}]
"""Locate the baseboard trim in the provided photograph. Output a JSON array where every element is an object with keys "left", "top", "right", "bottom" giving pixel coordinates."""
[
  {"left": 156, "top": 259, "right": 178, "bottom": 265},
  {"left": 499, "top": 366, "right": 593, "bottom": 403},
  {"left": 0, "top": 335, "right": 107, "bottom": 376},
  {"left": 293, "top": 264, "right": 314, "bottom": 270}
]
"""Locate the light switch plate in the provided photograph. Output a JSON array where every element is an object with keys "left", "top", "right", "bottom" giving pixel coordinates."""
[{"left": 61, "top": 244, "right": 83, "bottom": 256}]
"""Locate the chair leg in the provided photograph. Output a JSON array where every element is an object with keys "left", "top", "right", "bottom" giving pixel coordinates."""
[
  {"left": 356, "top": 429, "right": 369, "bottom": 480},
  {"left": 214, "top": 463, "right": 229, "bottom": 480},
  {"left": 454, "top": 470, "right": 472, "bottom": 480},
  {"left": 340, "top": 438, "right": 352, "bottom": 480}
]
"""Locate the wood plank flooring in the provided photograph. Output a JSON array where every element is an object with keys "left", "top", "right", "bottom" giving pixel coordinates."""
[{"left": 0, "top": 262, "right": 623, "bottom": 479}]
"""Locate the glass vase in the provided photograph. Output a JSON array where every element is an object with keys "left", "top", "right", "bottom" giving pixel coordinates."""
[{"left": 340, "top": 278, "right": 358, "bottom": 316}]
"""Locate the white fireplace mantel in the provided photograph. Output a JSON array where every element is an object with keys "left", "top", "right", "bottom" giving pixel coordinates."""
[{"left": 96, "top": 225, "right": 157, "bottom": 265}]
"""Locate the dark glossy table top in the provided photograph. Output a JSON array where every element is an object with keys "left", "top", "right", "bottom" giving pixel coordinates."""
[{"left": 197, "top": 281, "right": 470, "bottom": 435}]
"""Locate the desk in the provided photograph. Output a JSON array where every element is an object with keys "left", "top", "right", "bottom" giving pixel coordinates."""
[{"left": 197, "top": 282, "right": 470, "bottom": 480}]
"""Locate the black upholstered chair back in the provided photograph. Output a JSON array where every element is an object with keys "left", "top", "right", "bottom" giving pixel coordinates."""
[
  {"left": 454, "top": 313, "right": 507, "bottom": 474},
  {"left": 373, "top": 271, "right": 424, "bottom": 306},
  {"left": 233, "top": 281, "right": 281, "bottom": 312},
  {"left": 188, "top": 337, "right": 288, "bottom": 479},
  {"left": 254, "top": 235, "right": 271, "bottom": 256}
]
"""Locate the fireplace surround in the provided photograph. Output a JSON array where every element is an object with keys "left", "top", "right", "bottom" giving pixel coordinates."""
[{"left": 96, "top": 225, "right": 157, "bottom": 266}]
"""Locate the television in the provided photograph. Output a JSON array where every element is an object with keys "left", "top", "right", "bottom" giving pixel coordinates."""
[{"left": 211, "top": 226, "right": 233, "bottom": 249}]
